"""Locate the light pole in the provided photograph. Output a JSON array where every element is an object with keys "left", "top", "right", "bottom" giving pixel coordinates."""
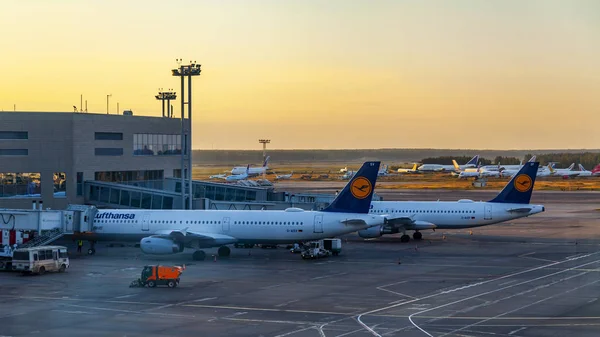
[
  {"left": 172, "top": 59, "right": 201, "bottom": 209},
  {"left": 155, "top": 89, "right": 177, "bottom": 118},
  {"left": 259, "top": 139, "right": 270, "bottom": 161},
  {"left": 106, "top": 94, "right": 112, "bottom": 114}
]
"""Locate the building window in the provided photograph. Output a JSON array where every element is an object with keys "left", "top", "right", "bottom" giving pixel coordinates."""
[
  {"left": 95, "top": 148, "right": 123, "bottom": 156},
  {"left": 76, "top": 172, "right": 83, "bottom": 196},
  {"left": 0, "top": 172, "right": 41, "bottom": 198},
  {"left": 0, "top": 149, "right": 28, "bottom": 156},
  {"left": 94, "top": 170, "right": 163, "bottom": 183},
  {"left": 53, "top": 172, "right": 66, "bottom": 198},
  {"left": 133, "top": 133, "right": 181, "bottom": 156},
  {"left": 95, "top": 132, "right": 123, "bottom": 140},
  {"left": 0, "top": 131, "right": 28, "bottom": 140}
]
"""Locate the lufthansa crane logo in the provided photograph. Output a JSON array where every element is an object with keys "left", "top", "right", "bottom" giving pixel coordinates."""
[
  {"left": 350, "top": 176, "right": 372, "bottom": 199},
  {"left": 514, "top": 174, "right": 533, "bottom": 193}
]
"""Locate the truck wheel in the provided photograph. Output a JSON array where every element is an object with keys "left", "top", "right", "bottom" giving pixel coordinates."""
[
  {"left": 38, "top": 266, "right": 45, "bottom": 275},
  {"left": 167, "top": 280, "right": 176, "bottom": 288},
  {"left": 59, "top": 264, "right": 66, "bottom": 272},
  {"left": 148, "top": 280, "right": 156, "bottom": 288}
]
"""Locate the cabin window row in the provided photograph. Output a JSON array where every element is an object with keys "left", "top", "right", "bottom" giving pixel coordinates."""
[
  {"left": 371, "top": 209, "right": 476, "bottom": 214},
  {"left": 233, "top": 221, "right": 303, "bottom": 226}
]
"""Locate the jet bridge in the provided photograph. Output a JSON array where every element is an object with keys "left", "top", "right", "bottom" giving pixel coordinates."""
[{"left": 0, "top": 202, "right": 97, "bottom": 247}]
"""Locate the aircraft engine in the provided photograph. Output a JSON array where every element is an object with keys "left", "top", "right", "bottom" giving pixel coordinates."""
[
  {"left": 358, "top": 226, "right": 384, "bottom": 238},
  {"left": 140, "top": 237, "right": 183, "bottom": 255}
]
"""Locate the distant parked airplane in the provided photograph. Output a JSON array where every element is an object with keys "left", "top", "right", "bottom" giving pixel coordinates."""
[
  {"left": 274, "top": 172, "right": 293, "bottom": 180},
  {"left": 231, "top": 156, "right": 270, "bottom": 176},
  {"left": 226, "top": 165, "right": 250, "bottom": 182},
  {"left": 397, "top": 163, "right": 420, "bottom": 174},
  {"left": 418, "top": 155, "right": 479, "bottom": 172}
]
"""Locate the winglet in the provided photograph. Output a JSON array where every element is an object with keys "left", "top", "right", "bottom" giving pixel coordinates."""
[
  {"left": 489, "top": 162, "right": 539, "bottom": 204},
  {"left": 323, "top": 161, "right": 380, "bottom": 213}
]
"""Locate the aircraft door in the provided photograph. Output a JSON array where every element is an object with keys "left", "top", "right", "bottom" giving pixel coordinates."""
[
  {"left": 484, "top": 205, "right": 492, "bottom": 220},
  {"left": 313, "top": 215, "right": 323, "bottom": 233},
  {"left": 142, "top": 212, "right": 150, "bottom": 231},
  {"left": 222, "top": 217, "right": 230, "bottom": 232}
]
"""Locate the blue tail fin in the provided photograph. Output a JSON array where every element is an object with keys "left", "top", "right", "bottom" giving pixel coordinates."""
[
  {"left": 489, "top": 162, "right": 539, "bottom": 204},
  {"left": 466, "top": 155, "right": 479, "bottom": 166},
  {"left": 263, "top": 156, "right": 270, "bottom": 167},
  {"left": 323, "top": 161, "right": 380, "bottom": 213}
]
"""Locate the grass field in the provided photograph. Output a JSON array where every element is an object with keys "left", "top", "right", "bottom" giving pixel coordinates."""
[{"left": 192, "top": 165, "right": 600, "bottom": 191}]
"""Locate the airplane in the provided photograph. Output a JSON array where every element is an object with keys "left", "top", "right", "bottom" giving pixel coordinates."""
[
  {"left": 576, "top": 164, "right": 593, "bottom": 177},
  {"left": 274, "top": 171, "right": 293, "bottom": 180},
  {"left": 209, "top": 173, "right": 227, "bottom": 180},
  {"left": 341, "top": 170, "right": 356, "bottom": 180},
  {"left": 378, "top": 165, "right": 389, "bottom": 177},
  {"left": 87, "top": 162, "right": 385, "bottom": 260},
  {"left": 548, "top": 163, "right": 580, "bottom": 178},
  {"left": 417, "top": 155, "right": 479, "bottom": 172},
  {"left": 494, "top": 156, "right": 538, "bottom": 178},
  {"left": 231, "top": 156, "right": 270, "bottom": 176},
  {"left": 362, "top": 162, "right": 544, "bottom": 243},
  {"left": 480, "top": 156, "right": 536, "bottom": 172},
  {"left": 225, "top": 165, "right": 250, "bottom": 182},
  {"left": 397, "top": 163, "right": 420, "bottom": 174},
  {"left": 592, "top": 164, "right": 600, "bottom": 176},
  {"left": 454, "top": 161, "right": 501, "bottom": 179}
]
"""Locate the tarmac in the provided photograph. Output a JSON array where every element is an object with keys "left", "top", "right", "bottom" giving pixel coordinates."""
[{"left": 1, "top": 189, "right": 599, "bottom": 337}]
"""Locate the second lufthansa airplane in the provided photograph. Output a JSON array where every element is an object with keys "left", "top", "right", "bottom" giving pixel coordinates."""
[{"left": 362, "top": 162, "right": 544, "bottom": 242}]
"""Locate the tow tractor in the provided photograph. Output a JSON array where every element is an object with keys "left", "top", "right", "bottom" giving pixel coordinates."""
[
  {"left": 129, "top": 265, "right": 185, "bottom": 288},
  {"left": 300, "top": 239, "right": 342, "bottom": 260}
]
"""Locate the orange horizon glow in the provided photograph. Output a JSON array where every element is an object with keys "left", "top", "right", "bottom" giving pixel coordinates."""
[{"left": 1, "top": 0, "right": 599, "bottom": 150}]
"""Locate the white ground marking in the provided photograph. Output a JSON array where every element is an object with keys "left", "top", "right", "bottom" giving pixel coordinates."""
[
  {"left": 439, "top": 276, "right": 600, "bottom": 337},
  {"left": 355, "top": 252, "right": 599, "bottom": 336},
  {"left": 412, "top": 258, "right": 600, "bottom": 337}
]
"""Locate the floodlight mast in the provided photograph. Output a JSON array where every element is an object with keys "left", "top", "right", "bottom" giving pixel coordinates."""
[{"left": 172, "top": 59, "right": 201, "bottom": 209}]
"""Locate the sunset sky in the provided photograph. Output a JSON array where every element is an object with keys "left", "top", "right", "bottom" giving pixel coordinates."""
[{"left": 1, "top": 0, "right": 599, "bottom": 150}]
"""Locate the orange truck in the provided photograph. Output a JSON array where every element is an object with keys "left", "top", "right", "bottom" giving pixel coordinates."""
[{"left": 130, "top": 265, "right": 185, "bottom": 288}]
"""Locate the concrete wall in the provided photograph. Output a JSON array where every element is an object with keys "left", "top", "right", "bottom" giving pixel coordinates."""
[{"left": 0, "top": 111, "right": 182, "bottom": 210}]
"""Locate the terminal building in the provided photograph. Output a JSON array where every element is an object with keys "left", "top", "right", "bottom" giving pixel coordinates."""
[{"left": 0, "top": 111, "right": 350, "bottom": 213}]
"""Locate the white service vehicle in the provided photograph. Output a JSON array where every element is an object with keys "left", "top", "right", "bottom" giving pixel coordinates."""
[{"left": 11, "top": 245, "right": 69, "bottom": 275}]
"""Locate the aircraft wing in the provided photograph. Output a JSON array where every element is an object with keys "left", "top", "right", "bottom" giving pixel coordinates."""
[
  {"left": 341, "top": 219, "right": 369, "bottom": 226},
  {"left": 385, "top": 216, "right": 415, "bottom": 226},
  {"left": 384, "top": 216, "right": 437, "bottom": 230},
  {"left": 151, "top": 228, "right": 237, "bottom": 246}
]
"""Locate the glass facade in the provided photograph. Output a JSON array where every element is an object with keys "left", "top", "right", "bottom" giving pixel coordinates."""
[
  {"left": 133, "top": 134, "right": 181, "bottom": 156},
  {"left": 190, "top": 183, "right": 259, "bottom": 202},
  {"left": 87, "top": 184, "right": 174, "bottom": 209},
  {"left": 0, "top": 172, "right": 41, "bottom": 198}
]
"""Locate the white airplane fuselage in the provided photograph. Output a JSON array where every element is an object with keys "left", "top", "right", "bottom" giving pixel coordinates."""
[
  {"left": 231, "top": 167, "right": 267, "bottom": 176},
  {"left": 418, "top": 164, "right": 475, "bottom": 172},
  {"left": 89, "top": 209, "right": 383, "bottom": 244},
  {"left": 369, "top": 200, "right": 544, "bottom": 229}
]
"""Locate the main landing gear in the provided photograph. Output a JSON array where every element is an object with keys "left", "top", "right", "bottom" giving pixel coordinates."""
[
  {"left": 399, "top": 231, "right": 423, "bottom": 243},
  {"left": 192, "top": 246, "right": 231, "bottom": 261}
]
